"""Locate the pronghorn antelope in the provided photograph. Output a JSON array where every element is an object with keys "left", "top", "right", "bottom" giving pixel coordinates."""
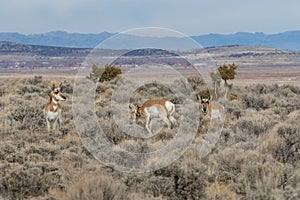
[
  {"left": 197, "top": 95, "right": 225, "bottom": 120},
  {"left": 129, "top": 98, "right": 176, "bottom": 134},
  {"left": 44, "top": 83, "right": 66, "bottom": 131}
]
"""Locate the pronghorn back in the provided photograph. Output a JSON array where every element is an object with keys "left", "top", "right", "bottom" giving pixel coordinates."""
[
  {"left": 138, "top": 98, "right": 164, "bottom": 109},
  {"left": 139, "top": 99, "right": 167, "bottom": 109}
]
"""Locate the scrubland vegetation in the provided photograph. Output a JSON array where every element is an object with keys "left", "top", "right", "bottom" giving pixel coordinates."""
[{"left": 0, "top": 75, "right": 299, "bottom": 199}]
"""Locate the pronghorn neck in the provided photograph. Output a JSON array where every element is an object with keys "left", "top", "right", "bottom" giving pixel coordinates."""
[
  {"left": 51, "top": 95, "right": 59, "bottom": 105},
  {"left": 135, "top": 106, "right": 142, "bottom": 117}
]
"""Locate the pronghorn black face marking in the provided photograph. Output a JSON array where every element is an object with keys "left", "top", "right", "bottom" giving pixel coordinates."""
[
  {"left": 200, "top": 96, "right": 210, "bottom": 114},
  {"left": 129, "top": 103, "right": 141, "bottom": 117},
  {"left": 50, "top": 83, "right": 66, "bottom": 102}
]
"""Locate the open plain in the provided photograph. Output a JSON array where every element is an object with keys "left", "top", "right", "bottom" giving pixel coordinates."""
[{"left": 0, "top": 44, "right": 299, "bottom": 199}]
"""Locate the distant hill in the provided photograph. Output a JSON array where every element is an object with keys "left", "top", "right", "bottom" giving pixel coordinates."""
[
  {"left": 191, "top": 31, "right": 300, "bottom": 51},
  {"left": 0, "top": 31, "right": 300, "bottom": 50},
  {"left": 0, "top": 31, "right": 115, "bottom": 49},
  {"left": 0, "top": 41, "right": 91, "bottom": 57}
]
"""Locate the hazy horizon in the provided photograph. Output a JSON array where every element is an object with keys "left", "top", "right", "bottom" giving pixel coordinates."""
[
  {"left": 1, "top": 29, "right": 300, "bottom": 37},
  {"left": 1, "top": 0, "right": 300, "bottom": 35}
]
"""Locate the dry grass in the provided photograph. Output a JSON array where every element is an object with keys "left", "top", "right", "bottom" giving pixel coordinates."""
[{"left": 0, "top": 76, "right": 299, "bottom": 199}]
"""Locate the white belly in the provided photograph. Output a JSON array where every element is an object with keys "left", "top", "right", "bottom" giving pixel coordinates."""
[
  {"left": 147, "top": 107, "right": 159, "bottom": 117},
  {"left": 211, "top": 109, "right": 221, "bottom": 119},
  {"left": 47, "top": 111, "right": 59, "bottom": 120},
  {"left": 145, "top": 105, "right": 166, "bottom": 118}
]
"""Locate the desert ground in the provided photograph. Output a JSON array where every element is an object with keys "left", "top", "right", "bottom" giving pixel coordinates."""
[
  {"left": 0, "top": 46, "right": 299, "bottom": 199},
  {"left": 1, "top": 45, "right": 300, "bottom": 85}
]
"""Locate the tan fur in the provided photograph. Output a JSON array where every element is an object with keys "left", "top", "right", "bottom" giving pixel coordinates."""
[
  {"left": 136, "top": 99, "right": 168, "bottom": 116},
  {"left": 129, "top": 98, "right": 175, "bottom": 134},
  {"left": 205, "top": 102, "right": 225, "bottom": 119},
  {"left": 200, "top": 96, "right": 224, "bottom": 120},
  {"left": 44, "top": 83, "right": 66, "bottom": 131}
]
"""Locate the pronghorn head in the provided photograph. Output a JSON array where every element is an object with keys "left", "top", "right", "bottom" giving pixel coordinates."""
[
  {"left": 200, "top": 96, "right": 210, "bottom": 114},
  {"left": 50, "top": 83, "right": 66, "bottom": 102},
  {"left": 129, "top": 103, "right": 141, "bottom": 117}
]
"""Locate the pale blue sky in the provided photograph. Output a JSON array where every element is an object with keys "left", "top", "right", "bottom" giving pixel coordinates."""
[{"left": 1, "top": 0, "right": 299, "bottom": 35}]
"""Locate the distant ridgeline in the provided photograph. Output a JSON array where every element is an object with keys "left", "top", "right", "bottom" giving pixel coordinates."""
[
  {"left": 0, "top": 31, "right": 300, "bottom": 50},
  {"left": 0, "top": 41, "right": 90, "bottom": 57}
]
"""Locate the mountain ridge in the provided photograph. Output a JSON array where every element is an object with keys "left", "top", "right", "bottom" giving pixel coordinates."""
[{"left": 0, "top": 31, "right": 299, "bottom": 50}]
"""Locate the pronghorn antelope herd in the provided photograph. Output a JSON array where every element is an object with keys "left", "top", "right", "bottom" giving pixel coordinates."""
[
  {"left": 44, "top": 83, "right": 67, "bottom": 131},
  {"left": 129, "top": 98, "right": 176, "bottom": 134}
]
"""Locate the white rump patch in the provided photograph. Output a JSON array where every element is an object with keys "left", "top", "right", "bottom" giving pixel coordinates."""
[{"left": 165, "top": 101, "right": 174, "bottom": 113}]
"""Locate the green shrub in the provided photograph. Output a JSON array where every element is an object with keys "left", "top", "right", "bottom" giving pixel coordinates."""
[{"left": 87, "top": 64, "right": 122, "bottom": 83}]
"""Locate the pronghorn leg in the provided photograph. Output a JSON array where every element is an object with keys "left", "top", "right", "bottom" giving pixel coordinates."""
[
  {"left": 145, "top": 115, "right": 152, "bottom": 134},
  {"left": 168, "top": 115, "right": 176, "bottom": 127},
  {"left": 58, "top": 112, "right": 62, "bottom": 130},
  {"left": 53, "top": 119, "right": 58, "bottom": 130},
  {"left": 165, "top": 116, "right": 173, "bottom": 129},
  {"left": 46, "top": 118, "right": 51, "bottom": 131},
  {"left": 57, "top": 118, "right": 61, "bottom": 130},
  {"left": 159, "top": 112, "right": 171, "bottom": 129}
]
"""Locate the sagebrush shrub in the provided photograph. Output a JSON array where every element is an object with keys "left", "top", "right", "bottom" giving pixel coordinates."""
[
  {"left": 274, "top": 124, "right": 300, "bottom": 165},
  {"left": 1, "top": 77, "right": 300, "bottom": 200},
  {"left": 10, "top": 104, "right": 44, "bottom": 130},
  {"left": 1, "top": 162, "right": 63, "bottom": 199},
  {"left": 66, "top": 173, "right": 127, "bottom": 200}
]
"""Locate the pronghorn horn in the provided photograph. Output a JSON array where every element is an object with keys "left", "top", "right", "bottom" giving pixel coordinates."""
[
  {"left": 52, "top": 84, "right": 56, "bottom": 90},
  {"left": 196, "top": 94, "right": 200, "bottom": 101}
]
